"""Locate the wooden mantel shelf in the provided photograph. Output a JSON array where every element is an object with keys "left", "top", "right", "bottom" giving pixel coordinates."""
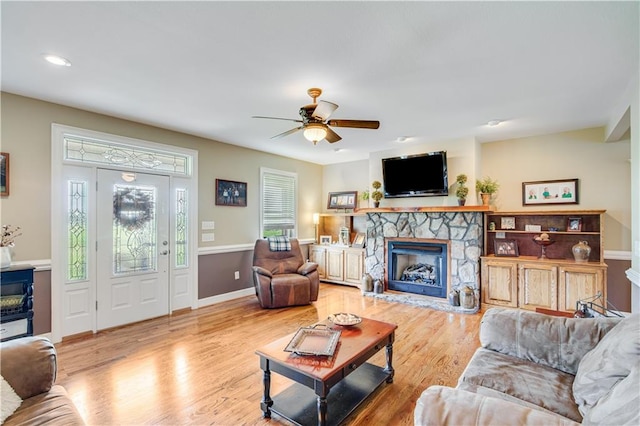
[{"left": 356, "top": 205, "right": 492, "bottom": 213}]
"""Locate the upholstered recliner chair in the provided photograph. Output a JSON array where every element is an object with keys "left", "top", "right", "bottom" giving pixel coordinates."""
[{"left": 252, "top": 237, "right": 320, "bottom": 308}]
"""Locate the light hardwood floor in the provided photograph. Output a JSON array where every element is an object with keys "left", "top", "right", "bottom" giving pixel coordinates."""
[{"left": 54, "top": 284, "right": 483, "bottom": 425}]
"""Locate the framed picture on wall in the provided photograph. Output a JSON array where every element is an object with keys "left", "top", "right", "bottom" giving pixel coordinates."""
[
  {"left": 215, "top": 179, "right": 247, "bottom": 207},
  {"left": 327, "top": 191, "right": 357, "bottom": 210},
  {"left": 0, "top": 153, "right": 9, "bottom": 196},
  {"left": 522, "top": 178, "right": 578, "bottom": 206}
]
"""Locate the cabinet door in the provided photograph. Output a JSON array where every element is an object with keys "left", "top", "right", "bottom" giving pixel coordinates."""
[
  {"left": 481, "top": 259, "right": 518, "bottom": 307},
  {"left": 558, "top": 265, "right": 606, "bottom": 312},
  {"left": 344, "top": 249, "right": 364, "bottom": 286},
  {"left": 518, "top": 263, "right": 558, "bottom": 311},
  {"left": 326, "top": 248, "right": 345, "bottom": 282},
  {"left": 309, "top": 245, "right": 326, "bottom": 279}
]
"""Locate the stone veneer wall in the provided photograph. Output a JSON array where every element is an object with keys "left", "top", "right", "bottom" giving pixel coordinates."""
[{"left": 365, "top": 211, "right": 484, "bottom": 302}]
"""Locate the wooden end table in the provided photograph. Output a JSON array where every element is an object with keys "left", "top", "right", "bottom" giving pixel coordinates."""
[{"left": 255, "top": 317, "right": 397, "bottom": 426}]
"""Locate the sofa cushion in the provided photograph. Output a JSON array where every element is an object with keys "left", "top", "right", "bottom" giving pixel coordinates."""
[
  {"left": 458, "top": 347, "right": 582, "bottom": 422},
  {"left": 3, "top": 385, "right": 84, "bottom": 426},
  {"left": 573, "top": 314, "right": 640, "bottom": 417},
  {"left": 480, "top": 308, "right": 620, "bottom": 375},
  {"left": 1, "top": 375, "right": 22, "bottom": 424},
  {"left": 414, "top": 386, "right": 580, "bottom": 426},
  {"left": 581, "top": 367, "right": 640, "bottom": 426}
]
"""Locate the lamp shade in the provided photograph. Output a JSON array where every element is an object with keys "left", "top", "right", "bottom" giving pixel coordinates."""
[{"left": 303, "top": 124, "right": 327, "bottom": 144}]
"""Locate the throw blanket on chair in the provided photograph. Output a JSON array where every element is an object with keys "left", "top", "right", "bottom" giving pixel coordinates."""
[{"left": 268, "top": 236, "right": 291, "bottom": 252}]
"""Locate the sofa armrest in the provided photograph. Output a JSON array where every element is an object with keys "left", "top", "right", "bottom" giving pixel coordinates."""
[
  {"left": 0, "top": 336, "right": 57, "bottom": 400},
  {"left": 252, "top": 265, "right": 272, "bottom": 278},
  {"left": 480, "top": 308, "right": 621, "bottom": 374},
  {"left": 414, "top": 386, "right": 579, "bottom": 426},
  {"left": 298, "top": 261, "right": 318, "bottom": 276}
]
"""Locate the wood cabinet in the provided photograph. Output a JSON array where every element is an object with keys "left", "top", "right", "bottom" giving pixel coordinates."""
[
  {"left": 481, "top": 210, "right": 607, "bottom": 313},
  {"left": 310, "top": 244, "right": 364, "bottom": 287},
  {"left": 481, "top": 258, "right": 518, "bottom": 307}
]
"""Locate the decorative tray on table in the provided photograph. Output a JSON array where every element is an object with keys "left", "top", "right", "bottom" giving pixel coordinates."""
[
  {"left": 328, "top": 312, "right": 362, "bottom": 327},
  {"left": 284, "top": 324, "right": 341, "bottom": 356}
]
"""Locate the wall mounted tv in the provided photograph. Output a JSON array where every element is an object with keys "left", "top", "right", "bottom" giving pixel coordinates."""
[{"left": 381, "top": 151, "right": 448, "bottom": 198}]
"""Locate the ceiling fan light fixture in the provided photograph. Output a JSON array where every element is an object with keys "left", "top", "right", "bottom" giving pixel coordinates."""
[
  {"left": 43, "top": 54, "right": 71, "bottom": 67},
  {"left": 303, "top": 123, "right": 327, "bottom": 144}
]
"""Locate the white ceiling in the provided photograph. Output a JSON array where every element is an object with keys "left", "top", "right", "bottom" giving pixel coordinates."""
[{"left": 2, "top": 1, "right": 638, "bottom": 165}]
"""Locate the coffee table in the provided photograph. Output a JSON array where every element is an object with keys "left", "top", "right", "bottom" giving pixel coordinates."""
[{"left": 255, "top": 317, "right": 397, "bottom": 426}]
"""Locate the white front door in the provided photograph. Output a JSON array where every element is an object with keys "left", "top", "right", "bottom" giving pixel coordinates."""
[{"left": 96, "top": 169, "right": 170, "bottom": 330}]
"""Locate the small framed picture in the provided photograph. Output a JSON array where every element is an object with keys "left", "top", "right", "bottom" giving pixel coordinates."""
[
  {"left": 352, "top": 233, "right": 366, "bottom": 248},
  {"left": 0, "top": 152, "right": 9, "bottom": 196},
  {"left": 327, "top": 191, "right": 358, "bottom": 210},
  {"left": 567, "top": 217, "right": 582, "bottom": 232},
  {"left": 501, "top": 217, "right": 516, "bottom": 230},
  {"left": 494, "top": 239, "right": 519, "bottom": 257},
  {"left": 215, "top": 179, "right": 247, "bottom": 207},
  {"left": 319, "top": 235, "right": 331, "bottom": 245}
]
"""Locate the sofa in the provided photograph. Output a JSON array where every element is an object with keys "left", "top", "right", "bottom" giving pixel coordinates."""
[
  {"left": 1, "top": 336, "right": 84, "bottom": 425},
  {"left": 414, "top": 308, "right": 639, "bottom": 425}
]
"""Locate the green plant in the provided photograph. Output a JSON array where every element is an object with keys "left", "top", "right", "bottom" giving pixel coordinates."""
[
  {"left": 455, "top": 185, "right": 469, "bottom": 199},
  {"left": 371, "top": 180, "right": 383, "bottom": 202},
  {"left": 455, "top": 174, "right": 469, "bottom": 200},
  {"left": 476, "top": 177, "right": 499, "bottom": 194},
  {"left": 360, "top": 190, "right": 370, "bottom": 201},
  {"left": 455, "top": 174, "right": 468, "bottom": 185}
]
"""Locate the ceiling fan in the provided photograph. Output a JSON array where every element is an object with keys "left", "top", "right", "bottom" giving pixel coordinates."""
[{"left": 252, "top": 88, "right": 380, "bottom": 144}]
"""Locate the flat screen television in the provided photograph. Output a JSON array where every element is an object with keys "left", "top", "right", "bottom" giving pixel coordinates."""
[{"left": 381, "top": 151, "right": 448, "bottom": 198}]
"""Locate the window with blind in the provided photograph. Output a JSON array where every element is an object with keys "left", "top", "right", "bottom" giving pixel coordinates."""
[{"left": 260, "top": 168, "right": 297, "bottom": 238}]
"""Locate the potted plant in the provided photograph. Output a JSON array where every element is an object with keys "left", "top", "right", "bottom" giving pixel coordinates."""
[
  {"left": 475, "top": 177, "right": 499, "bottom": 205},
  {"left": 371, "top": 180, "right": 383, "bottom": 208},
  {"left": 455, "top": 174, "right": 469, "bottom": 206}
]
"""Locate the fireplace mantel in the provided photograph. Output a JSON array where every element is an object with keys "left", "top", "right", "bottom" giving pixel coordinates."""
[{"left": 357, "top": 206, "right": 491, "bottom": 214}]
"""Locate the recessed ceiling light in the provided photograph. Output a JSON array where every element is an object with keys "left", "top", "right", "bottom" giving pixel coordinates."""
[
  {"left": 43, "top": 54, "right": 71, "bottom": 67},
  {"left": 396, "top": 136, "right": 408, "bottom": 143},
  {"left": 334, "top": 148, "right": 343, "bottom": 153},
  {"left": 487, "top": 120, "right": 502, "bottom": 127}
]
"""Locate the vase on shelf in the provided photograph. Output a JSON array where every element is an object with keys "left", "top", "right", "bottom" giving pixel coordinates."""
[
  {"left": 373, "top": 201, "right": 380, "bottom": 208},
  {"left": 572, "top": 240, "right": 591, "bottom": 263},
  {"left": 1, "top": 246, "right": 11, "bottom": 269},
  {"left": 480, "top": 193, "right": 491, "bottom": 206}
]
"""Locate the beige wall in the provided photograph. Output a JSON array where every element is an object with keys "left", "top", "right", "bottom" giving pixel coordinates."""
[
  {"left": 480, "top": 127, "right": 631, "bottom": 251},
  {"left": 0, "top": 93, "right": 323, "bottom": 261}
]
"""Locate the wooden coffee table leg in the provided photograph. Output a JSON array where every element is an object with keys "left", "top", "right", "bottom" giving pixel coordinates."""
[
  {"left": 317, "top": 394, "right": 328, "bottom": 426},
  {"left": 260, "top": 358, "right": 273, "bottom": 418},
  {"left": 384, "top": 342, "right": 395, "bottom": 383}
]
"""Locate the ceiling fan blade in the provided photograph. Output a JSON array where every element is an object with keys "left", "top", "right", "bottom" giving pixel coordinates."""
[
  {"left": 271, "top": 126, "right": 303, "bottom": 139},
  {"left": 327, "top": 119, "right": 380, "bottom": 129},
  {"left": 325, "top": 127, "right": 342, "bottom": 143},
  {"left": 311, "top": 100, "right": 339, "bottom": 121},
  {"left": 252, "top": 115, "right": 303, "bottom": 123}
]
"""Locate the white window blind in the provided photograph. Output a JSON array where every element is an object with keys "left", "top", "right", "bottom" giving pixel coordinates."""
[{"left": 261, "top": 168, "right": 297, "bottom": 238}]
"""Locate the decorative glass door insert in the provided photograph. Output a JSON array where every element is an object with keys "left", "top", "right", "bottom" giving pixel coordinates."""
[{"left": 112, "top": 185, "right": 157, "bottom": 274}]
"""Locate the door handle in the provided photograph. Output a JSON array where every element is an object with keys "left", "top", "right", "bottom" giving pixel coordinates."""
[{"left": 161, "top": 250, "right": 169, "bottom": 255}]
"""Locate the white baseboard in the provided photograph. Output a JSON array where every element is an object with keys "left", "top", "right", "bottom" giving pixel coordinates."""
[{"left": 197, "top": 287, "right": 255, "bottom": 308}]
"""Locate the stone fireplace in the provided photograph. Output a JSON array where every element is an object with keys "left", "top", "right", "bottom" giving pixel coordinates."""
[{"left": 364, "top": 209, "right": 484, "bottom": 313}]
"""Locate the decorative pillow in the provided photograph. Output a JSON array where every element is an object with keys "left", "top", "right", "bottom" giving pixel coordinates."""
[
  {"left": 268, "top": 236, "right": 291, "bottom": 252},
  {"left": 573, "top": 314, "right": 640, "bottom": 417},
  {"left": 1, "top": 375, "right": 22, "bottom": 424},
  {"left": 582, "top": 367, "right": 640, "bottom": 426}
]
